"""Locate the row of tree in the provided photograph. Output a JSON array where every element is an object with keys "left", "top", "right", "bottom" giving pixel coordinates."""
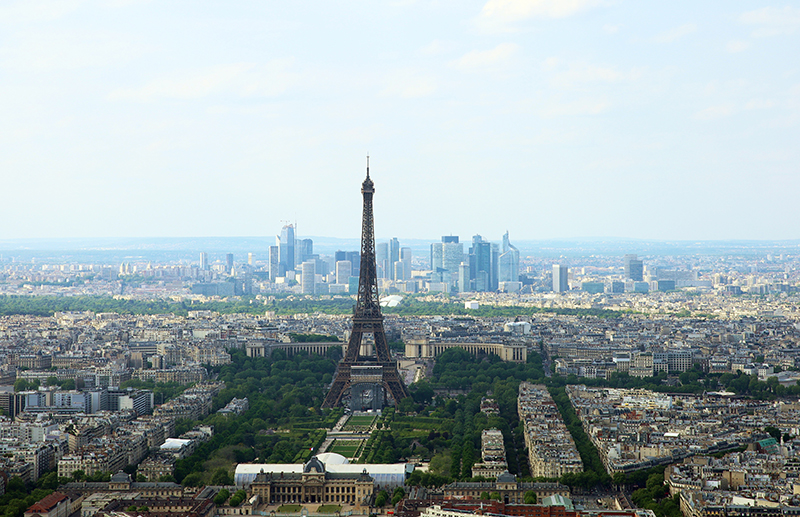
[{"left": 0, "top": 294, "right": 626, "bottom": 319}]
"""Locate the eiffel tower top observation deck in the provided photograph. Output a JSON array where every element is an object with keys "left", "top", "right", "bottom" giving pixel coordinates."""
[{"left": 321, "top": 158, "right": 409, "bottom": 409}]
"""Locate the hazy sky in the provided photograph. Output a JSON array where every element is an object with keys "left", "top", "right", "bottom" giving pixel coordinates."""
[{"left": 1, "top": 0, "right": 798, "bottom": 242}]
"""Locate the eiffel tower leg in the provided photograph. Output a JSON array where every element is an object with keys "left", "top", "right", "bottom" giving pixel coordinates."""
[
  {"left": 382, "top": 364, "right": 410, "bottom": 403},
  {"left": 373, "top": 328, "right": 391, "bottom": 362},
  {"left": 322, "top": 364, "right": 351, "bottom": 409},
  {"left": 345, "top": 330, "right": 363, "bottom": 361}
]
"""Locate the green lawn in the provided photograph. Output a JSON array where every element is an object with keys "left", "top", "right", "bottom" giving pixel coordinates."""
[
  {"left": 317, "top": 505, "right": 342, "bottom": 513},
  {"left": 345, "top": 415, "right": 376, "bottom": 427},
  {"left": 328, "top": 440, "right": 363, "bottom": 457},
  {"left": 277, "top": 505, "right": 303, "bottom": 513},
  {"left": 342, "top": 415, "right": 377, "bottom": 433}
]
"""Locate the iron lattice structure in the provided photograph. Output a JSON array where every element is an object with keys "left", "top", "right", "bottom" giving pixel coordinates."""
[{"left": 322, "top": 159, "right": 410, "bottom": 409}]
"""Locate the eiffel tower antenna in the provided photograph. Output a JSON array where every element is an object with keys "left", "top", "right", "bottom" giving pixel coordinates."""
[{"left": 322, "top": 159, "right": 409, "bottom": 409}]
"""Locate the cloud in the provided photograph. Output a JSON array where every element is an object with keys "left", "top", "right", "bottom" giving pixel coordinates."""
[
  {"left": 0, "top": 0, "right": 146, "bottom": 24},
  {"left": 380, "top": 69, "right": 437, "bottom": 98},
  {"left": 108, "top": 60, "right": 298, "bottom": 102},
  {"left": 744, "top": 99, "right": 776, "bottom": 110},
  {"left": 419, "top": 40, "right": 457, "bottom": 56},
  {"left": 603, "top": 24, "right": 620, "bottom": 34},
  {"left": 0, "top": 31, "right": 145, "bottom": 72},
  {"left": 540, "top": 97, "right": 611, "bottom": 117},
  {"left": 450, "top": 43, "right": 519, "bottom": 71},
  {"left": 693, "top": 105, "right": 734, "bottom": 121},
  {"left": 740, "top": 6, "right": 800, "bottom": 37},
  {"left": 101, "top": 0, "right": 152, "bottom": 7},
  {"left": 726, "top": 40, "right": 750, "bottom": 53},
  {"left": 542, "top": 56, "right": 560, "bottom": 70},
  {"left": 652, "top": 23, "right": 697, "bottom": 43},
  {"left": 476, "top": 0, "right": 605, "bottom": 32},
  {"left": 0, "top": 0, "right": 85, "bottom": 23},
  {"left": 543, "top": 59, "right": 642, "bottom": 89}
]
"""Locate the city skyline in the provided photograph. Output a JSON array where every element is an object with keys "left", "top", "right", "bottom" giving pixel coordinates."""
[
  {"left": 1, "top": 234, "right": 800, "bottom": 265},
  {"left": 0, "top": 2, "right": 798, "bottom": 241}
]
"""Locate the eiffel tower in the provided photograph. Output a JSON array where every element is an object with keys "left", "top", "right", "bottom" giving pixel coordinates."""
[{"left": 322, "top": 158, "right": 410, "bottom": 409}]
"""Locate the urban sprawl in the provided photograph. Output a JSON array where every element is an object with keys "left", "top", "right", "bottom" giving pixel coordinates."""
[{"left": 0, "top": 231, "right": 799, "bottom": 517}]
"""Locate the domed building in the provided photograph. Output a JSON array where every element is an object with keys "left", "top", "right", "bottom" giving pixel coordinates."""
[{"left": 246, "top": 455, "right": 376, "bottom": 507}]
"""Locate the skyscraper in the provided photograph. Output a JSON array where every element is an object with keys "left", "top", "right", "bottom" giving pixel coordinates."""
[
  {"left": 400, "top": 247, "right": 412, "bottom": 281},
  {"left": 430, "top": 243, "right": 443, "bottom": 279},
  {"left": 278, "top": 224, "right": 296, "bottom": 273},
  {"left": 298, "top": 238, "right": 314, "bottom": 264},
  {"left": 334, "top": 251, "right": 360, "bottom": 277},
  {"left": 199, "top": 252, "right": 208, "bottom": 271},
  {"left": 301, "top": 260, "right": 316, "bottom": 294},
  {"left": 624, "top": 254, "right": 644, "bottom": 281},
  {"left": 498, "top": 231, "right": 520, "bottom": 283},
  {"left": 335, "top": 260, "right": 352, "bottom": 284},
  {"left": 226, "top": 253, "right": 234, "bottom": 274},
  {"left": 376, "top": 242, "right": 389, "bottom": 279},
  {"left": 469, "top": 235, "right": 494, "bottom": 292},
  {"left": 491, "top": 243, "right": 499, "bottom": 291},
  {"left": 268, "top": 245, "right": 280, "bottom": 281},
  {"left": 458, "top": 262, "right": 471, "bottom": 293},
  {"left": 376, "top": 238, "right": 401, "bottom": 280},
  {"left": 475, "top": 270, "right": 489, "bottom": 292},
  {"left": 389, "top": 237, "right": 400, "bottom": 266},
  {"left": 431, "top": 236, "right": 464, "bottom": 287},
  {"left": 553, "top": 264, "right": 569, "bottom": 293}
]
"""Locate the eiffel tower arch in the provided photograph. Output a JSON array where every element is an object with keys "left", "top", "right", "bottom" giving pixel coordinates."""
[{"left": 322, "top": 158, "right": 410, "bottom": 409}]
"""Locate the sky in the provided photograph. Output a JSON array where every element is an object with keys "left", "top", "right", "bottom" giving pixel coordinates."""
[{"left": 0, "top": 0, "right": 798, "bottom": 243}]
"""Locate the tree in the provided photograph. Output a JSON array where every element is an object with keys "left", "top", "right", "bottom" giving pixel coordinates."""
[
  {"left": 524, "top": 491, "right": 537, "bottom": 504},
  {"left": 764, "top": 426, "right": 781, "bottom": 441},
  {"left": 36, "top": 472, "right": 59, "bottom": 490},
  {"left": 375, "top": 490, "right": 389, "bottom": 507},
  {"left": 214, "top": 489, "right": 231, "bottom": 505},
  {"left": 212, "top": 468, "right": 233, "bottom": 486},
  {"left": 6, "top": 476, "right": 26, "bottom": 493},
  {"left": 766, "top": 377, "right": 779, "bottom": 394},
  {"left": 88, "top": 471, "right": 111, "bottom": 482},
  {"left": 411, "top": 382, "right": 435, "bottom": 405},
  {"left": 229, "top": 489, "right": 248, "bottom": 507},
  {"left": 182, "top": 472, "right": 204, "bottom": 487},
  {"left": 60, "top": 379, "right": 76, "bottom": 390},
  {"left": 13, "top": 379, "right": 29, "bottom": 392},
  {"left": 398, "top": 397, "right": 416, "bottom": 414}
]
